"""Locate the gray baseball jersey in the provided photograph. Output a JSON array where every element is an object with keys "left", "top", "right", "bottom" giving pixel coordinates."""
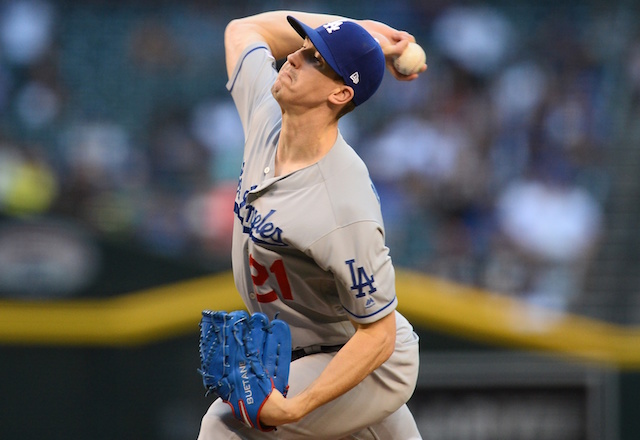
[{"left": 227, "top": 43, "right": 403, "bottom": 350}]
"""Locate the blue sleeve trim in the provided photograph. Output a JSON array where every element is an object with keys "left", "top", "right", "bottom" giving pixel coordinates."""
[
  {"left": 226, "top": 44, "right": 270, "bottom": 94},
  {"left": 343, "top": 296, "right": 397, "bottom": 320}
]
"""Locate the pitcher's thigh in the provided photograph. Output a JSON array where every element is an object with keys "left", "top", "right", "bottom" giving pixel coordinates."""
[
  {"left": 198, "top": 398, "right": 276, "bottom": 440},
  {"left": 345, "top": 404, "right": 422, "bottom": 440},
  {"left": 275, "top": 354, "right": 414, "bottom": 439},
  {"left": 197, "top": 352, "right": 418, "bottom": 440}
]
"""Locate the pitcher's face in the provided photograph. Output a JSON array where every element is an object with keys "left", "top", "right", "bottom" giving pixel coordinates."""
[{"left": 272, "top": 38, "right": 346, "bottom": 110}]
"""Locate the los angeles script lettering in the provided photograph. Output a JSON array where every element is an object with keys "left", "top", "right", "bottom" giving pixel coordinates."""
[{"left": 249, "top": 209, "right": 285, "bottom": 246}]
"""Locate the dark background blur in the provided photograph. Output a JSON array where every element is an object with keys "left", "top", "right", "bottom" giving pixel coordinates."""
[{"left": 1, "top": 0, "right": 639, "bottom": 438}]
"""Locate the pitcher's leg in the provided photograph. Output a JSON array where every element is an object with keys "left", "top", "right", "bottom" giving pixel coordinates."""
[
  {"left": 344, "top": 404, "right": 422, "bottom": 440},
  {"left": 274, "top": 354, "right": 415, "bottom": 439},
  {"left": 197, "top": 398, "right": 277, "bottom": 440},
  {"left": 197, "top": 343, "right": 419, "bottom": 440}
]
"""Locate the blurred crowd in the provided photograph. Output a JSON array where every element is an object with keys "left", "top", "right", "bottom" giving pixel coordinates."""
[
  {"left": 360, "top": 2, "right": 617, "bottom": 312},
  {"left": 0, "top": 0, "right": 635, "bottom": 311}
]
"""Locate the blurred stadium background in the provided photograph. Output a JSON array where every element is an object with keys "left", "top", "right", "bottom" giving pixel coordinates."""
[{"left": 1, "top": 0, "right": 640, "bottom": 438}]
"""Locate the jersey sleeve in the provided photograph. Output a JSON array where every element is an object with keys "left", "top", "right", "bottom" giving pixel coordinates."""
[
  {"left": 308, "top": 221, "right": 398, "bottom": 324},
  {"left": 226, "top": 43, "right": 279, "bottom": 138}
]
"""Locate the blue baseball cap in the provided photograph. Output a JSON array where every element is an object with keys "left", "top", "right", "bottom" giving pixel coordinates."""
[{"left": 287, "top": 16, "right": 385, "bottom": 106}]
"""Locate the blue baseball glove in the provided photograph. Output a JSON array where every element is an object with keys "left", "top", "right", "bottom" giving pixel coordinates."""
[{"left": 198, "top": 310, "right": 291, "bottom": 431}]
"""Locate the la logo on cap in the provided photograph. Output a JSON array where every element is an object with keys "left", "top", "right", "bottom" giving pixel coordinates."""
[{"left": 323, "top": 20, "right": 343, "bottom": 34}]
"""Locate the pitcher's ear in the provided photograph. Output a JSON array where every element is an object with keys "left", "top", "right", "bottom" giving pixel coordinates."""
[{"left": 328, "top": 85, "right": 354, "bottom": 106}]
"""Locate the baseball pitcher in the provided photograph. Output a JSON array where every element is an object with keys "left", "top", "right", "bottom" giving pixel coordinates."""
[{"left": 197, "top": 9, "right": 427, "bottom": 439}]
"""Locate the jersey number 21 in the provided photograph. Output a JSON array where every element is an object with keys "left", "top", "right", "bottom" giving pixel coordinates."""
[{"left": 249, "top": 254, "right": 293, "bottom": 303}]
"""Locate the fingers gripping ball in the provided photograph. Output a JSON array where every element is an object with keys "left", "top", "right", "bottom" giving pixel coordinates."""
[
  {"left": 393, "top": 42, "right": 427, "bottom": 75},
  {"left": 198, "top": 310, "right": 292, "bottom": 431}
]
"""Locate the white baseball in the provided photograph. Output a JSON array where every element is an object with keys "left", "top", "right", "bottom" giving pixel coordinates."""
[{"left": 393, "top": 42, "right": 426, "bottom": 76}]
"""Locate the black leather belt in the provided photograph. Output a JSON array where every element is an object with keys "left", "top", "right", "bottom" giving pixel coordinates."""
[{"left": 291, "top": 344, "right": 344, "bottom": 361}]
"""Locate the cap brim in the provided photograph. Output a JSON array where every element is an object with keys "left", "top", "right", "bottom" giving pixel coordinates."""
[{"left": 286, "top": 16, "right": 342, "bottom": 79}]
